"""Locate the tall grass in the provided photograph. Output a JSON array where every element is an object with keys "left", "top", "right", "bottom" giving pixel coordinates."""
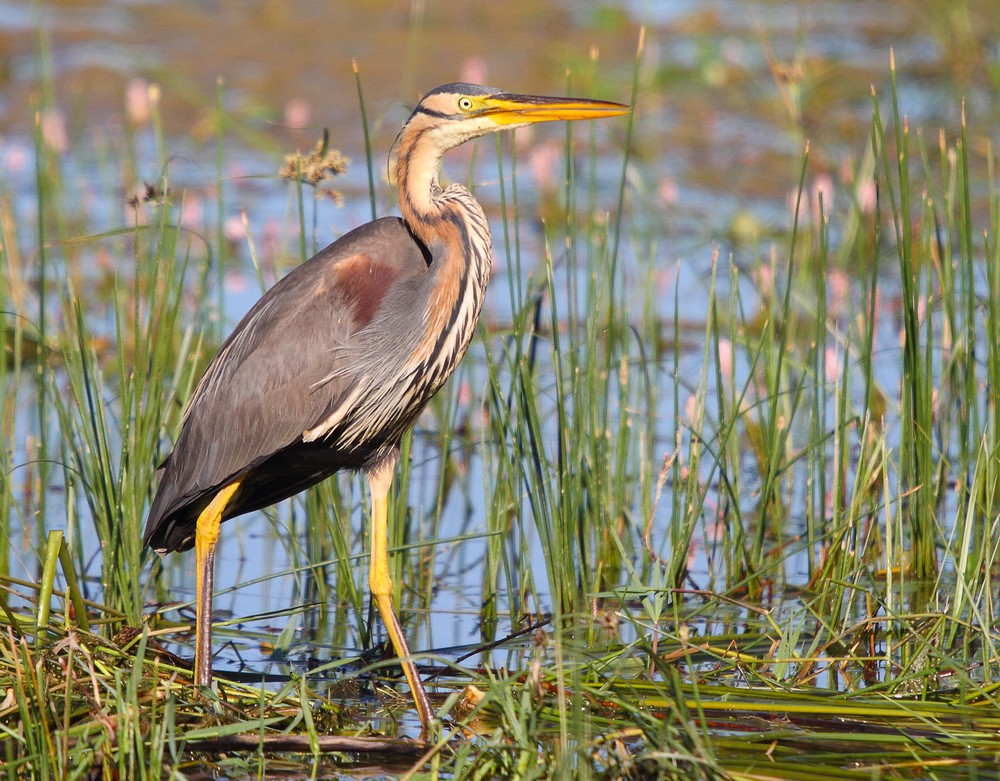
[
  {"left": 455, "top": 51, "right": 1000, "bottom": 777},
  {"left": 4, "top": 38, "right": 1000, "bottom": 780}
]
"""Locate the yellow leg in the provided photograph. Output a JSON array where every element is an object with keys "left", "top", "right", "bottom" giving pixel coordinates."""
[
  {"left": 368, "top": 464, "right": 434, "bottom": 731},
  {"left": 193, "top": 479, "right": 242, "bottom": 688}
]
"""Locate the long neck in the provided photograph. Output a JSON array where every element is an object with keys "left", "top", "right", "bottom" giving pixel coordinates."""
[{"left": 395, "top": 124, "right": 493, "bottom": 382}]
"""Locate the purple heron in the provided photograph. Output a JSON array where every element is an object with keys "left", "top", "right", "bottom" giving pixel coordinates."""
[{"left": 143, "top": 83, "right": 629, "bottom": 730}]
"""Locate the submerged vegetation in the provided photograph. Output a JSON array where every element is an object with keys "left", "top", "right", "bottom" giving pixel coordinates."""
[{"left": 5, "top": 9, "right": 1000, "bottom": 781}]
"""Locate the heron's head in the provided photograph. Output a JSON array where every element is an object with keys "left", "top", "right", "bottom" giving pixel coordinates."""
[{"left": 406, "top": 83, "right": 630, "bottom": 152}]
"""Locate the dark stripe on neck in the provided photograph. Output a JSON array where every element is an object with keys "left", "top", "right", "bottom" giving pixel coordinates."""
[
  {"left": 426, "top": 208, "right": 476, "bottom": 355},
  {"left": 414, "top": 106, "right": 454, "bottom": 121}
]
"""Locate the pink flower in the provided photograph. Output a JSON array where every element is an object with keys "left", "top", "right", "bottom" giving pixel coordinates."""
[
  {"left": 3, "top": 142, "right": 29, "bottom": 175},
  {"left": 824, "top": 346, "right": 841, "bottom": 385},
  {"left": 717, "top": 338, "right": 734, "bottom": 382},
  {"left": 460, "top": 57, "right": 488, "bottom": 86},
  {"left": 223, "top": 214, "right": 245, "bottom": 243},
  {"left": 685, "top": 394, "right": 698, "bottom": 424},
  {"left": 40, "top": 108, "right": 67, "bottom": 154},
  {"left": 658, "top": 176, "right": 678, "bottom": 206},
  {"left": 126, "top": 79, "right": 152, "bottom": 125},
  {"left": 283, "top": 98, "right": 311, "bottom": 128},
  {"left": 856, "top": 178, "right": 877, "bottom": 215},
  {"left": 827, "top": 268, "right": 849, "bottom": 316},
  {"left": 528, "top": 141, "right": 560, "bottom": 191},
  {"left": 180, "top": 193, "right": 203, "bottom": 229},
  {"left": 753, "top": 263, "right": 773, "bottom": 298}
]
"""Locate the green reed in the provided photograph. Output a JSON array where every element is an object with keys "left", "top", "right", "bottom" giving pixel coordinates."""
[{"left": 460, "top": 49, "right": 1000, "bottom": 777}]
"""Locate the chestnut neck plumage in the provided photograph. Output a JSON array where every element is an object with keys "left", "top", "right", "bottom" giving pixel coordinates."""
[{"left": 394, "top": 116, "right": 493, "bottom": 394}]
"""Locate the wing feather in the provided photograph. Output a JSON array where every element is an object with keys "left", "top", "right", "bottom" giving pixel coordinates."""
[{"left": 144, "top": 216, "right": 431, "bottom": 552}]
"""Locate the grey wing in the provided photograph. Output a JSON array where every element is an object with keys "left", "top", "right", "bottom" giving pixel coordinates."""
[{"left": 143, "top": 216, "right": 430, "bottom": 552}]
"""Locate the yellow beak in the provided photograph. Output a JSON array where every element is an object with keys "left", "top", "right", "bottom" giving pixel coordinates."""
[{"left": 482, "top": 93, "right": 631, "bottom": 125}]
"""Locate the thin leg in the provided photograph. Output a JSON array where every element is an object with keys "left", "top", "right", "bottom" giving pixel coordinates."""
[
  {"left": 194, "top": 479, "right": 242, "bottom": 687},
  {"left": 367, "top": 463, "right": 434, "bottom": 731}
]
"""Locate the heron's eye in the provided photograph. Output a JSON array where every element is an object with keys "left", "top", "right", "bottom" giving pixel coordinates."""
[{"left": 458, "top": 97, "right": 474, "bottom": 111}]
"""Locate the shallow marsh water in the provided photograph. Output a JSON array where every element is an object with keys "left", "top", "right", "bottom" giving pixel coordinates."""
[{"left": 4, "top": 0, "right": 1000, "bottom": 743}]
